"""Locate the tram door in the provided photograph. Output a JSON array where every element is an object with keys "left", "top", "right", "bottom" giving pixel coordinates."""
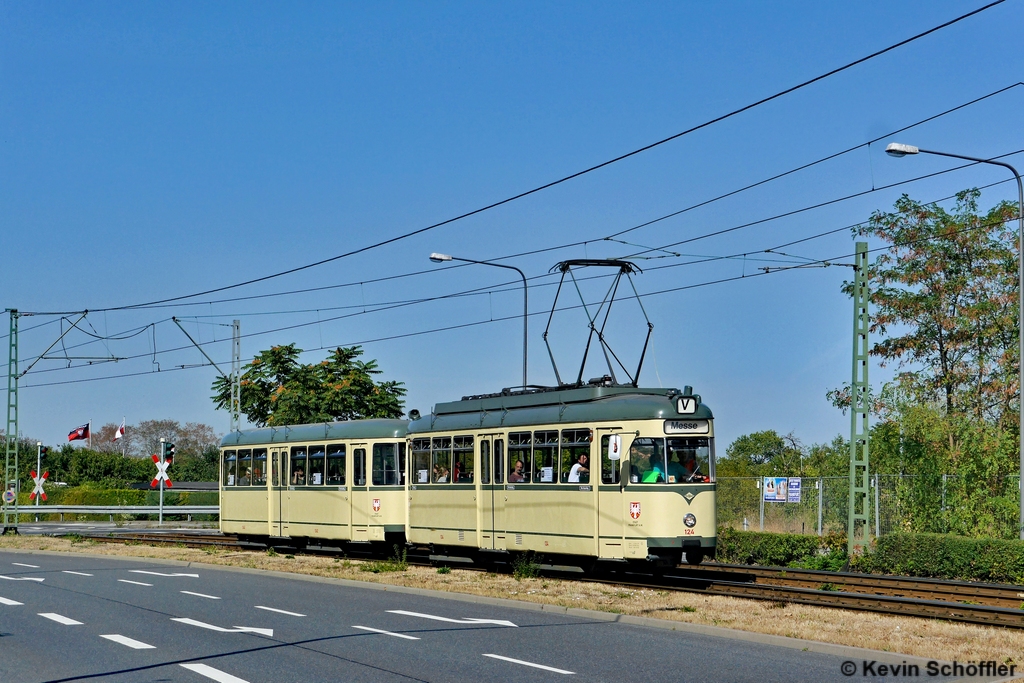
[
  {"left": 479, "top": 435, "right": 506, "bottom": 550},
  {"left": 350, "top": 446, "right": 369, "bottom": 538},
  {"left": 269, "top": 449, "right": 284, "bottom": 537}
]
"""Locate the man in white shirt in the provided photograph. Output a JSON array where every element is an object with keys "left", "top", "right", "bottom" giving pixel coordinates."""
[{"left": 568, "top": 454, "right": 590, "bottom": 483}]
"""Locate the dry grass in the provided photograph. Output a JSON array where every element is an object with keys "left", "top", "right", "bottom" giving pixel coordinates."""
[{"left": 3, "top": 534, "right": 1023, "bottom": 666}]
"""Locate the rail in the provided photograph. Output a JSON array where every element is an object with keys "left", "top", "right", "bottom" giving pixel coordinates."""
[{"left": 15, "top": 505, "right": 219, "bottom": 521}]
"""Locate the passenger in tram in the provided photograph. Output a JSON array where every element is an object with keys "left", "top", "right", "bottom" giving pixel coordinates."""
[
  {"left": 665, "top": 453, "right": 687, "bottom": 483},
  {"left": 292, "top": 467, "right": 304, "bottom": 485},
  {"left": 567, "top": 454, "right": 589, "bottom": 483},
  {"left": 508, "top": 459, "right": 526, "bottom": 482},
  {"left": 237, "top": 467, "right": 251, "bottom": 486}
]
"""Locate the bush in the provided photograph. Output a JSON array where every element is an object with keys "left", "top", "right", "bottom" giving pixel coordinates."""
[
  {"left": 716, "top": 527, "right": 845, "bottom": 567},
  {"left": 864, "top": 532, "right": 1024, "bottom": 584}
]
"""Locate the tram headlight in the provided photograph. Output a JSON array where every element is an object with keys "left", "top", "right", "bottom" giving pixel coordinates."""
[{"left": 683, "top": 513, "right": 696, "bottom": 528}]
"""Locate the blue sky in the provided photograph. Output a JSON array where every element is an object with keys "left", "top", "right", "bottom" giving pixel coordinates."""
[{"left": 2, "top": 1, "right": 1022, "bottom": 450}]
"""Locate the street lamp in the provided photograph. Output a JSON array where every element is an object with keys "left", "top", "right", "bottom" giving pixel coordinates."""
[
  {"left": 429, "top": 253, "right": 529, "bottom": 390},
  {"left": 885, "top": 142, "right": 1024, "bottom": 540}
]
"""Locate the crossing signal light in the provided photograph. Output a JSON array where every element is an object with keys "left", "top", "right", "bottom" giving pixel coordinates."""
[{"left": 162, "top": 442, "right": 175, "bottom": 465}]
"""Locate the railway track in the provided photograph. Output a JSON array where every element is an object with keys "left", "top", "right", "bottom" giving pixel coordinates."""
[{"left": 63, "top": 529, "right": 1024, "bottom": 629}]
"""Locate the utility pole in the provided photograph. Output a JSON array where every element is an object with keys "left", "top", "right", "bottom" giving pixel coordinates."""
[
  {"left": 231, "top": 320, "right": 241, "bottom": 433},
  {"left": 3, "top": 310, "right": 18, "bottom": 534},
  {"left": 847, "top": 243, "right": 871, "bottom": 555}
]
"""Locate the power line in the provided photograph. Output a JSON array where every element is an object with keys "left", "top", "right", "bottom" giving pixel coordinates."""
[
  {"left": 23, "top": 81, "right": 1020, "bottom": 321},
  {"left": 18, "top": 204, "right": 1021, "bottom": 390},
  {"left": 71, "top": 1, "right": 1003, "bottom": 313},
  {"left": 13, "top": 152, "right": 1022, "bottom": 380}
]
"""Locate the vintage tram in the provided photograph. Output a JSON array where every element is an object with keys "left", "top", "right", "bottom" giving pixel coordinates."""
[{"left": 219, "top": 384, "right": 716, "bottom": 567}]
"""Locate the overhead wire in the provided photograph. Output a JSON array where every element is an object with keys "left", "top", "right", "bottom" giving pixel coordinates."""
[
  {"left": 54, "top": 1, "right": 1004, "bottom": 313},
  {"left": 10, "top": 147, "right": 1023, "bottom": 381},
  {"left": 17, "top": 189, "right": 1022, "bottom": 389}
]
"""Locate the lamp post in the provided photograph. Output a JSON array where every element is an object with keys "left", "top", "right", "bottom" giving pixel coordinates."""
[
  {"left": 885, "top": 142, "right": 1024, "bottom": 540},
  {"left": 429, "top": 253, "right": 529, "bottom": 390}
]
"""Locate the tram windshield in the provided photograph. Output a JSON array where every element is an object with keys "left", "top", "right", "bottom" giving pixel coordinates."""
[{"left": 629, "top": 437, "right": 713, "bottom": 484}]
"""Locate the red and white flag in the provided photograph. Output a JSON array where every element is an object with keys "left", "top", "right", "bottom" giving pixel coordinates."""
[
  {"left": 68, "top": 424, "right": 90, "bottom": 442},
  {"left": 114, "top": 420, "right": 126, "bottom": 441}
]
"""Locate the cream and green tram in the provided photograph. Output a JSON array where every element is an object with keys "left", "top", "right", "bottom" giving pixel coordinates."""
[
  {"left": 406, "top": 385, "right": 716, "bottom": 567},
  {"left": 219, "top": 419, "right": 408, "bottom": 546}
]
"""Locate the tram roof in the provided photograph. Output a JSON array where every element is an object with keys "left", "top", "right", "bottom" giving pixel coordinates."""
[
  {"left": 409, "top": 385, "right": 712, "bottom": 433},
  {"left": 221, "top": 419, "right": 408, "bottom": 447}
]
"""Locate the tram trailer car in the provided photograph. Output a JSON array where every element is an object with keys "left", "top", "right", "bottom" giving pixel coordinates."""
[
  {"left": 219, "top": 385, "right": 716, "bottom": 567},
  {"left": 219, "top": 419, "right": 409, "bottom": 546}
]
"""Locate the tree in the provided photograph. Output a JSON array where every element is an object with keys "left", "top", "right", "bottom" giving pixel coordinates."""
[
  {"left": 718, "top": 430, "right": 804, "bottom": 477},
  {"left": 211, "top": 344, "right": 406, "bottom": 427},
  {"left": 89, "top": 420, "right": 220, "bottom": 459},
  {"left": 850, "top": 189, "right": 1019, "bottom": 420}
]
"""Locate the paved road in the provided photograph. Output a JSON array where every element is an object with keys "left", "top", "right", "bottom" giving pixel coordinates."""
[{"left": 0, "top": 550, "right": 961, "bottom": 683}]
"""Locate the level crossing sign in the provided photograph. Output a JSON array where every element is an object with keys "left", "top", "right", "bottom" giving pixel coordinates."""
[
  {"left": 29, "top": 470, "right": 48, "bottom": 501},
  {"left": 151, "top": 454, "right": 173, "bottom": 488}
]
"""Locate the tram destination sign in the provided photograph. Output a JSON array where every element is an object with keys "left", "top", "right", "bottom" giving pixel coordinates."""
[{"left": 664, "top": 419, "right": 709, "bottom": 435}]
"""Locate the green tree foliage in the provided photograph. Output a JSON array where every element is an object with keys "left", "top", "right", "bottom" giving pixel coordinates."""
[
  {"left": 825, "top": 189, "right": 1022, "bottom": 539},
  {"left": 717, "top": 430, "right": 805, "bottom": 477},
  {"left": 853, "top": 189, "right": 1019, "bottom": 419},
  {"left": 211, "top": 344, "right": 406, "bottom": 427}
]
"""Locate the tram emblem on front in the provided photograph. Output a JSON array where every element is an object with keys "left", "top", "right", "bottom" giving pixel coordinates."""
[
  {"left": 629, "top": 501, "right": 641, "bottom": 519},
  {"left": 372, "top": 498, "right": 381, "bottom": 512}
]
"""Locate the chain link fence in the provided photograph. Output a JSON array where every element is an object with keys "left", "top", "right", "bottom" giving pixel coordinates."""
[{"left": 717, "top": 474, "right": 1022, "bottom": 539}]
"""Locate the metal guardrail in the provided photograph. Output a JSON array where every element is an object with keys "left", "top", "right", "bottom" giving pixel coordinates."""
[{"left": 15, "top": 505, "right": 219, "bottom": 521}]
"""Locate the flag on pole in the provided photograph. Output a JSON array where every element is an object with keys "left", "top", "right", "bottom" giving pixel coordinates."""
[
  {"left": 68, "top": 424, "right": 90, "bottom": 442},
  {"left": 114, "top": 420, "right": 126, "bottom": 441}
]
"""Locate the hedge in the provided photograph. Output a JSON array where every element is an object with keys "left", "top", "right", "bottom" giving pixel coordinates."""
[
  {"left": 716, "top": 527, "right": 845, "bottom": 568},
  {"left": 864, "top": 532, "right": 1024, "bottom": 585}
]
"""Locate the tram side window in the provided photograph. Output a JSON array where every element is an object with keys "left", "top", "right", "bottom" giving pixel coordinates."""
[
  {"left": 237, "top": 450, "right": 252, "bottom": 486},
  {"left": 354, "top": 448, "right": 367, "bottom": 486},
  {"left": 308, "top": 445, "right": 326, "bottom": 485},
  {"left": 480, "top": 440, "right": 491, "bottom": 485},
  {"left": 601, "top": 437, "right": 620, "bottom": 484},
  {"left": 271, "top": 451, "right": 280, "bottom": 487},
  {"left": 326, "top": 445, "right": 346, "bottom": 485},
  {"left": 252, "top": 449, "right": 267, "bottom": 486},
  {"left": 431, "top": 437, "right": 451, "bottom": 483},
  {"left": 508, "top": 432, "right": 531, "bottom": 483},
  {"left": 560, "top": 429, "right": 592, "bottom": 483},
  {"left": 666, "top": 437, "right": 713, "bottom": 483},
  {"left": 290, "top": 447, "right": 307, "bottom": 486},
  {"left": 452, "top": 436, "right": 474, "bottom": 483},
  {"left": 631, "top": 438, "right": 667, "bottom": 484},
  {"left": 412, "top": 439, "right": 431, "bottom": 484},
  {"left": 223, "top": 450, "right": 236, "bottom": 486},
  {"left": 533, "top": 430, "right": 558, "bottom": 483},
  {"left": 372, "top": 443, "right": 399, "bottom": 486},
  {"left": 398, "top": 442, "right": 406, "bottom": 485}
]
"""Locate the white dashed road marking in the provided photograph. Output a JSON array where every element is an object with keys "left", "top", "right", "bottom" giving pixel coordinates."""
[
  {"left": 352, "top": 625, "right": 420, "bottom": 640},
  {"left": 181, "top": 590, "right": 221, "bottom": 600},
  {"left": 0, "top": 575, "right": 44, "bottom": 582},
  {"left": 12, "top": 563, "right": 39, "bottom": 568},
  {"left": 62, "top": 571, "right": 93, "bottom": 576},
  {"left": 100, "top": 634, "right": 156, "bottom": 649},
  {"left": 0, "top": 596, "right": 23, "bottom": 605},
  {"left": 483, "top": 654, "right": 575, "bottom": 675},
  {"left": 118, "top": 579, "right": 153, "bottom": 586},
  {"left": 130, "top": 570, "right": 199, "bottom": 578},
  {"left": 171, "top": 617, "right": 273, "bottom": 637},
  {"left": 254, "top": 605, "right": 305, "bottom": 617},
  {"left": 39, "top": 612, "right": 83, "bottom": 626},
  {"left": 179, "top": 663, "right": 250, "bottom": 683},
  {"left": 388, "top": 610, "right": 518, "bottom": 627}
]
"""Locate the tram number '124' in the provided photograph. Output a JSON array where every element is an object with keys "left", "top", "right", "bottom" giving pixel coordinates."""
[{"left": 663, "top": 419, "right": 709, "bottom": 435}]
